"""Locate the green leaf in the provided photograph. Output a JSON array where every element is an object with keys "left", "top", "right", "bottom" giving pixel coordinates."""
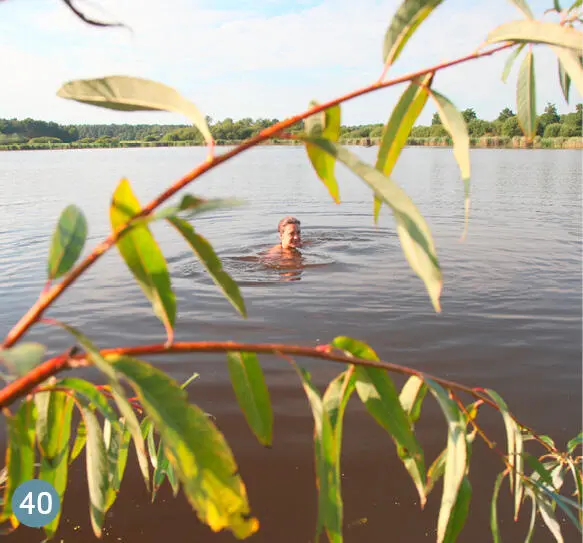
[
  {"left": 79, "top": 405, "right": 108, "bottom": 538},
  {"left": 552, "top": 48, "right": 583, "bottom": 98},
  {"left": 152, "top": 439, "right": 172, "bottom": 502},
  {"left": 426, "top": 448, "right": 447, "bottom": 495},
  {"left": 374, "top": 73, "right": 433, "bottom": 223},
  {"left": 502, "top": 44, "right": 526, "bottom": 83},
  {"left": 485, "top": 389, "right": 524, "bottom": 520},
  {"left": 332, "top": 336, "right": 427, "bottom": 506},
  {"left": 517, "top": 50, "right": 537, "bottom": 140},
  {"left": 443, "top": 476, "right": 472, "bottom": 542},
  {"left": 47, "top": 204, "right": 88, "bottom": 280},
  {"left": 111, "top": 178, "right": 176, "bottom": 338},
  {"left": 425, "top": 379, "right": 467, "bottom": 543},
  {"left": 399, "top": 375, "right": 427, "bottom": 425},
  {"left": 39, "top": 393, "right": 74, "bottom": 539},
  {"left": 57, "top": 378, "right": 119, "bottom": 424},
  {"left": 304, "top": 103, "right": 341, "bottom": 203},
  {"left": 565, "top": 456, "right": 583, "bottom": 525},
  {"left": 553, "top": 0, "right": 562, "bottom": 10},
  {"left": 535, "top": 483, "right": 583, "bottom": 532},
  {"left": 105, "top": 422, "right": 131, "bottom": 512},
  {"left": 295, "top": 367, "right": 342, "bottom": 543},
  {"left": 537, "top": 489, "right": 564, "bottom": 542},
  {"left": 70, "top": 420, "right": 87, "bottom": 464},
  {"left": 168, "top": 217, "right": 246, "bottom": 317},
  {"left": 0, "top": 343, "right": 46, "bottom": 378},
  {"left": 54, "top": 323, "right": 150, "bottom": 492},
  {"left": 181, "top": 372, "right": 200, "bottom": 390},
  {"left": 57, "top": 76, "right": 213, "bottom": 145},
  {"left": 226, "top": 352, "right": 272, "bottom": 447},
  {"left": 0, "top": 400, "right": 36, "bottom": 525},
  {"left": 524, "top": 453, "right": 555, "bottom": 488},
  {"left": 151, "top": 195, "right": 243, "bottom": 222},
  {"left": 567, "top": 432, "right": 583, "bottom": 453},
  {"left": 430, "top": 90, "right": 471, "bottom": 238},
  {"left": 558, "top": 57, "right": 572, "bottom": 103},
  {"left": 486, "top": 20, "right": 583, "bottom": 52},
  {"left": 109, "top": 355, "right": 259, "bottom": 539},
  {"left": 383, "top": 0, "right": 443, "bottom": 67},
  {"left": 508, "top": 0, "right": 534, "bottom": 18},
  {"left": 524, "top": 489, "right": 537, "bottom": 543},
  {"left": 490, "top": 471, "right": 508, "bottom": 543},
  {"left": 300, "top": 138, "right": 442, "bottom": 312}
]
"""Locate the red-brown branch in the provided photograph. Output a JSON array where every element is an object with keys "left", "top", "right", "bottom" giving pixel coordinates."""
[{"left": 1, "top": 42, "right": 513, "bottom": 350}]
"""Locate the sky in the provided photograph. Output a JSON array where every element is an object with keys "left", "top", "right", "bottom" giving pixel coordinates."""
[{"left": 0, "top": 0, "right": 580, "bottom": 126}]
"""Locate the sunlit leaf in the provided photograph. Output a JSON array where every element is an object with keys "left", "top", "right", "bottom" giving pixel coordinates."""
[
  {"left": 57, "top": 76, "right": 213, "bottom": 145},
  {"left": 168, "top": 217, "right": 246, "bottom": 317},
  {"left": 443, "top": 476, "right": 472, "bottom": 542},
  {"left": 502, "top": 44, "right": 526, "bottom": 83},
  {"left": 537, "top": 489, "right": 564, "bottom": 542},
  {"left": 300, "top": 138, "right": 442, "bottom": 312},
  {"left": 47, "top": 204, "right": 87, "bottom": 280},
  {"left": 486, "top": 20, "right": 583, "bottom": 52},
  {"left": 70, "top": 420, "right": 87, "bottom": 464},
  {"left": 0, "top": 400, "right": 36, "bottom": 525},
  {"left": 105, "top": 422, "right": 131, "bottom": 512},
  {"left": 535, "top": 482, "right": 583, "bottom": 532},
  {"left": 552, "top": 47, "right": 583, "bottom": 98},
  {"left": 485, "top": 389, "right": 524, "bottom": 520},
  {"left": 517, "top": 50, "right": 537, "bottom": 140},
  {"left": 57, "top": 378, "right": 119, "bottom": 423},
  {"left": 490, "top": 471, "right": 507, "bottom": 543},
  {"left": 383, "top": 0, "right": 443, "bottom": 67},
  {"left": 79, "top": 405, "right": 108, "bottom": 538},
  {"left": 430, "top": 89, "right": 471, "bottom": 238},
  {"left": 426, "top": 448, "right": 447, "bottom": 495},
  {"left": 111, "top": 179, "right": 176, "bottom": 339},
  {"left": 181, "top": 372, "right": 200, "bottom": 390},
  {"left": 332, "top": 337, "right": 426, "bottom": 506},
  {"left": 524, "top": 453, "right": 555, "bottom": 488},
  {"left": 152, "top": 437, "right": 173, "bottom": 502},
  {"left": 425, "top": 379, "right": 467, "bottom": 543},
  {"left": 374, "top": 73, "right": 433, "bottom": 222},
  {"left": 0, "top": 343, "right": 46, "bottom": 378},
  {"left": 565, "top": 456, "right": 583, "bottom": 525},
  {"left": 399, "top": 375, "right": 427, "bottom": 425},
  {"left": 151, "top": 195, "right": 243, "bottom": 222},
  {"left": 508, "top": 0, "right": 534, "bottom": 18},
  {"left": 568, "top": 432, "right": 583, "bottom": 453},
  {"left": 295, "top": 367, "right": 342, "bottom": 543},
  {"left": 109, "top": 355, "right": 258, "bottom": 539},
  {"left": 39, "top": 393, "right": 74, "bottom": 539},
  {"left": 524, "top": 489, "right": 537, "bottom": 543},
  {"left": 226, "top": 352, "right": 272, "bottom": 447},
  {"left": 304, "top": 102, "right": 341, "bottom": 203}
]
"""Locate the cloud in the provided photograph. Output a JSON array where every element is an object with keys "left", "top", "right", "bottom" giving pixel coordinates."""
[{"left": 0, "top": 0, "right": 579, "bottom": 125}]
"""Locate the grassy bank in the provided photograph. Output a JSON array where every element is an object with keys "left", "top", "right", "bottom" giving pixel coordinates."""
[{"left": 1, "top": 136, "right": 582, "bottom": 151}]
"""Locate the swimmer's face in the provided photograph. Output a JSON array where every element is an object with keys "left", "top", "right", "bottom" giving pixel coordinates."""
[{"left": 280, "top": 223, "right": 301, "bottom": 249}]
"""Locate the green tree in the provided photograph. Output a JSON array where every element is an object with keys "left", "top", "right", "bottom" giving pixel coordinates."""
[
  {"left": 502, "top": 116, "right": 523, "bottom": 137},
  {"left": 497, "top": 107, "right": 515, "bottom": 122},
  {"left": 462, "top": 108, "right": 477, "bottom": 124},
  {"left": 431, "top": 112, "right": 441, "bottom": 125},
  {"left": 544, "top": 123, "right": 562, "bottom": 137}
]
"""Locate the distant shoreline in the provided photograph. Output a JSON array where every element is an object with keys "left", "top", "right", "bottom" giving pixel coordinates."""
[{"left": 1, "top": 135, "right": 582, "bottom": 151}]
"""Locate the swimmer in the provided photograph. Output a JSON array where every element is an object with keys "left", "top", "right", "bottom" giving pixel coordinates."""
[{"left": 266, "top": 216, "right": 302, "bottom": 257}]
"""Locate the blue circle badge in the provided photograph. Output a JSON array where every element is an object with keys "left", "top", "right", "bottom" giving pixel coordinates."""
[{"left": 12, "top": 480, "right": 60, "bottom": 528}]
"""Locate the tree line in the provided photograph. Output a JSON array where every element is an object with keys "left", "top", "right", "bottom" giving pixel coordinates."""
[{"left": 0, "top": 103, "right": 581, "bottom": 146}]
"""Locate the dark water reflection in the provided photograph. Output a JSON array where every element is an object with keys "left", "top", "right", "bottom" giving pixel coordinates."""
[{"left": 0, "top": 146, "right": 581, "bottom": 542}]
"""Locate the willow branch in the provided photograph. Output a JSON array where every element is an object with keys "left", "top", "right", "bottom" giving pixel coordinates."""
[{"left": 2, "top": 42, "right": 513, "bottom": 349}]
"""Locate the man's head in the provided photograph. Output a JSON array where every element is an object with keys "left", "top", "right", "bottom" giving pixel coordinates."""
[{"left": 278, "top": 216, "right": 301, "bottom": 249}]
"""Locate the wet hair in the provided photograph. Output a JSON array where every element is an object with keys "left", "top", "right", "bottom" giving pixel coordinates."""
[{"left": 278, "top": 216, "right": 300, "bottom": 234}]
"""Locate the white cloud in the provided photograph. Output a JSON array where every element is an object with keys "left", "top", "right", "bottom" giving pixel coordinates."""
[{"left": 0, "top": 0, "right": 579, "bottom": 125}]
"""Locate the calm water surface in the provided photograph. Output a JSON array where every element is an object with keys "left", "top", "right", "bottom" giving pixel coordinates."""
[{"left": 1, "top": 146, "right": 581, "bottom": 542}]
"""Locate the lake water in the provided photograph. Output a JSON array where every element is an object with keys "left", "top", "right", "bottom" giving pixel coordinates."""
[{"left": 1, "top": 146, "right": 581, "bottom": 542}]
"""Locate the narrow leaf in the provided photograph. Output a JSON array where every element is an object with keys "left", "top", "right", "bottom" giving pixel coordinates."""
[
  {"left": 508, "top": 0, "right": 534, "bottom": 18},
  {"left": 524, "top": 489, "right": 537, "bottom": 543},
  {"left": 111, "top": 179, "right": 176, "bottom": 338},
  {"left": 226, "top": 352, "right": 272, "bottom": 447},
  {"left": 558, "top": 57, "right": 572, "bottom": 103},
  {"left": 70, "top": 420, "right": 87, "bottom": 464},
  {"left": 552, "top": 47, "right": 583, "bottom": 98},
  {"left": 517, "top": 50, "right": 537, "bottom": 140},
  {"left": 524, "top": 453, "right": 555, "bottom": 487},
  {"left": 295, "top": 367, "right": 342, "bottom": 543},
  {"left": 109, "top": 355, "right": 259, "bottom": 539},
  {"left": 485, "top": 389, "right": 524, "bottom": 520},
  {"left": 304, "top": 103, "right": 341, "bottom": 203},
  {"left": 374, "top": 73, "right": 433, "bottom": 222},
  {"left": 537, "top": 491, "right": 564, "bottom": 543},
  {"left": 80, "top": 406, "right": 108, "bottom": 538},
  {"left": 443, "top": 476, "right": 472, "bottom": 542},
  {"left": 426, "top": 448, "right": 447, "bottom": 496},
  {"left": 430, "top": 90, "right": 471, "bottom": 238},
  {"left": 383, "top": 0, "right": 443, "bottom": 67},
  {"left": 105, "top": 422, "right": 131, "bottom": 511},
  {"left": 567, "top": 432, "right": 583, "bottom": 453},
  {"left": 151, "top": 195, "right": 243, "bottom": 222},
  {"left": 301, "top": 138, "right": 442, "bottom": 312},
  {"left": 502, "top": 44, "right": 526, "bottom": 83},
  {"left": 48, "top": 204, "right": 87, "bottom": 280},
  {"left": 168, "top": 217, "right": 246, "bottom": 317},
  {"left": 487, "top": 20, "right": 583, "bottom": 51},
  {"left": 491, "top": 471, "right": 508, "bottom": 543},
  {"left": 57, "top": 377, "right": 119, "bottom": 423},
  {"left": 332, "top": 336, "right": 426, "bottom": 506},
  {"left": 0, "top": 400, "right": 36, "bottom": 524},
  {"left": 0, "top": 343, "right": 46, "bottom": 378},
  {"left": 425, "top": 379, "right": 467, "bottom": 543},
  {"left": 399, "top": 375, "right": 427, "bottom": 425},
  {"left": 57, "top": 76, "right": 213, "bottom": 145}
]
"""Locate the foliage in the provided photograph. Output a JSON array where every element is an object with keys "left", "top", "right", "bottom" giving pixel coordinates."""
[{"left": 0, "top": 1, "right": 582, "bottom": 543}]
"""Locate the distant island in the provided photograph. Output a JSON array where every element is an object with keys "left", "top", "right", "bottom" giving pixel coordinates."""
[{"left": 1, "top": 103, "right": 581, "bottom": 150}]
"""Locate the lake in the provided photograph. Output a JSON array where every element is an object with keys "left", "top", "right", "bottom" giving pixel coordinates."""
[{"left": 1, "top": 146, "right": 581, "bottom": 542}]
